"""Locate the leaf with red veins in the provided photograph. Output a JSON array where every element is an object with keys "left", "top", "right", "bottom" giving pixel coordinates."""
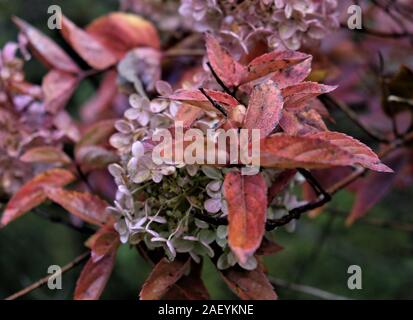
[
  {"left": 86, "top": 12, "right": 160, "bottom": 59},
  {"left": 139, "top": 258, "right": 191, "bottom": 300},
  {"left": 45, "top": 188, "right": 110, "bottom": 226},
  {"left": 20, "top": 146, "right": 71, "bottom": 165},
  {"left": 166, "top": 89, "right": 239, "bottom": 113},
  {"left": 243, "top": 80, "right": 284, "bottom": 138},
  {"left": 42, "top": 70, "right": 79, "bottom": 114},
  {"left": 12, "top": 16, "right": 80, "bottom": 73},
  {"left": 224, "top": 171, "right": 268, "bottom": 264},
  {"left": 282, "top": 82, "right": 337, "bottom": 110},
  {"left": 257, "top": 132, "right": 393, "bottom": 172},
  {"left": 346, "top": 151, "right": 407, "bottom": 225},
  {"left": 219, "top": 266, "right": 277, "bottom": 300},
  {"left": 1, "top": 169, "right": 76, "bottom": 227},
  {"left": 240, "top": 50, "right": 311, "bottom": 85},
  {"left": 205, "top": 33, "right": 246, "bottom": 87},
  {"left": 74, "top": 249, "right": 117, "bottom": 300},
  {"left": 61, "top": 15, "right": 117, "bottom": 70}
]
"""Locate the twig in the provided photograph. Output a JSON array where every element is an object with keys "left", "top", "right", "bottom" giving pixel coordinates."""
[
  {"left": 269, "top": 277, "right": 350, "bottom": 300},
  {"left": 199, "top": 87, "right": 228, "bottom": 117},
  {"left": 320, "top": 95, "right": 390, "bottom": 144},
  {"left": 5, "top": 252, "right": 90, "bottom": 300}
]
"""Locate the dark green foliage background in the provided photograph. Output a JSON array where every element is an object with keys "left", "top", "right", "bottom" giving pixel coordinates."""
[{"left": 0, "top": 0, "right": 412, "bottom": 300}]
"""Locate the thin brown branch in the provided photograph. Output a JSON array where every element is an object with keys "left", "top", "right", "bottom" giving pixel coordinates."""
[{"left": 5, "top": 252, "right": 90, "bottom": 300}]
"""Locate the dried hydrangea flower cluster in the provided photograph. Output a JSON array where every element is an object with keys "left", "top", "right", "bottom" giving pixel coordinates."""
[
  {"left": 179, "top": 0, "right": 339, "bottom": 52},
  {"left": 0, "top": 43, "right": 62, "bottom": 196},
  {"left": 108, "top": 80, "right": 300, "bottom": 270}
]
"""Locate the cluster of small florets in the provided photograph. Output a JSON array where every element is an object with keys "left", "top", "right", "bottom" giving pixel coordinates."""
[
  {"left": 179, "top": 0, "right": 339, "bottom": 53},
  {"left": 108, "top": 78, "right": 301, "bottom": 269}
]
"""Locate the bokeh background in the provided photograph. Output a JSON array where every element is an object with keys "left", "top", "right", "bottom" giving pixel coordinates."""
[{"left": 0, "top": 0, "right": 412, "bottom": 299}]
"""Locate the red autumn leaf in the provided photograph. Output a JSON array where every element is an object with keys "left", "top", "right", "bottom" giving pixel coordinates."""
[
  {"left": 162, "top": 260, "right": 210, "bottom": 300},
  {"left": 0, "top": 168, "right": 75, "bottom": 227},
  {"left": 240, "top": 50, "right": 311, "bottom": 85},
  {"left": 346, "top": 152, "right": 407, "bottom": 225},
  {"left": 45, "top": 188, "right": 110, "bottom": 226},
  {"left": 219, "top": 266, "right": 277, "bottom": 300},
  {"left": 60, "top": 15, "right": 117, "bottom": 70},
  {"left": 80, "top": 70, "right": 118, "bottom": 123},
  {"left": 256, "top": 238, "right": 283, "bottom": 256},
  {"left": 75, "top": 119, "right": 117, "bottom": 170},
  {"left": 224, "top": 171, "right": 268, "bottom": 264},
  {"left": 90, "top": 226, "right": 120, "bottom": 263},
  {"left": 166, "top": 89, "right": 239, "bottom": 113},
  {"left": 86, "top": 12, "right": 160, "bottom": 59},
  {"left": 258, "top": 132, "right": 392, "bottom": 172},
  {"left": 74, "top": 249, "right": 117, "bottom": 300},
  {"left": 279, "top": 109, "right": 328, "bottom": 136},
  {"left": 271, "top": 57, "right": 313, "bottom": 89},
  {"left": 267, "top": 169, "right": 297, "bottom": 203},
  {"left": 12, "top": 16, "right": 80, "bottom": 73},
  {"left": 76, "top": 119, "right": 116, "bottom": 151},
  {"left": 20, "top": 146, "right": 71, "bottom": 165},
  {"left": 42, "top": 70, "right": 78, "bottom": 114},
  {"left": 139, "top": 257, "right": 191, "bottom": 300},
  {"left": 175, "top": 103, "right": 204, "bottom": 127},
  {"left": 205, "top": 33, "right": 246, "bottom": 87},
  {"left": 243, "top": 80, "right": 284, "bottom": 138},
  {"left": 282, "top": 82, "right": 337, "bottom": 110}
]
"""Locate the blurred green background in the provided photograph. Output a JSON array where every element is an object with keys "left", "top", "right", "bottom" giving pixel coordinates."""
[{"left": 1, "top": 0, "right": 412, "bottom": 300}]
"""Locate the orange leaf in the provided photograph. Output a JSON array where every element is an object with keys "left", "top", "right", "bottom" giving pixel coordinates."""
[
  {"left": 86, "top": 12, "right": 160, "bottom": 59},
  {"left": 42, "top": 70, "right": 78, "bottom": 114},
  {"left": 1, "top": 168, "right": 75, "bottom": 227},
  {"left": 20, "top": 146, "right": 71, "bottom": 165},
  {"left": 205, "top": 33, "right": 246, "bottom": 87},
  {"left": 45, "top": 188, "right": 110, "bottom": 226},
  {"left": 139, "top": 258, "right": 191, "bottom": 300},
  {"left": 61, "top": 15, "right": 117, "bottom": 70},
  {"left": 74, "top": 250, "right": 117, "bottom": 300},
  {"left": 243, "top": 80, "right": 284, "bottom": 138},
  {"left": 258, "top": 132, "right": 392, "bottom": 172},
  {"left": 220, "top": 266, "right": 277, "bottom": 300},
  {"left": 224, "top": 172, "right": 268, "bottom": 264},
  {"left": 13, "top": 16, "right": 80, "bottom": 73}
]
